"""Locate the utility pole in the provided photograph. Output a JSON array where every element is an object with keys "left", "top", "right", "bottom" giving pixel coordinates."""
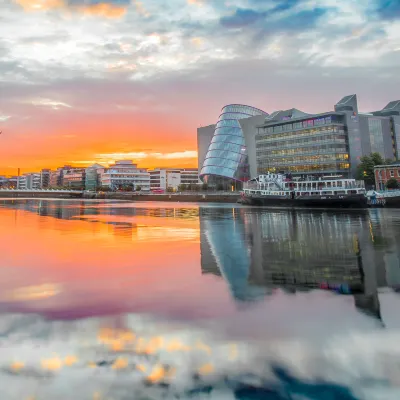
[{"left": 17, "top": 168, "right": 20, "bottom": 190}]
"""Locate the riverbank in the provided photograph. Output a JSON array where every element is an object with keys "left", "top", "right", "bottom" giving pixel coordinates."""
[
  {"left": 0, "top": 191, "right": 240, "bottom": 203},
  {"left": 87, "top": 192, "right": 240, "bottom": 203}
]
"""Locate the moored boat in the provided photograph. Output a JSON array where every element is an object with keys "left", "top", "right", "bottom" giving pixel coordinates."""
[{"left": 240, "top": 172, "right": 367, "bottom": 208}]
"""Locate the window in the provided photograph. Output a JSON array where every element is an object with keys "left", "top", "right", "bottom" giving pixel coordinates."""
[{"left": 390, "top": 170, "right": 394, "bottom": 178}]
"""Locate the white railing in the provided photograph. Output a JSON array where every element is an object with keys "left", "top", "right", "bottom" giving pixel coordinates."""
[{"left": 0, "top": 189, "right": 83, "bottom": 193}]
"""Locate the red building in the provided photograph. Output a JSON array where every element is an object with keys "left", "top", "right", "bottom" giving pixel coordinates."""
[{"left": 374, "top": 164, "right": 400, "bottom": 190}]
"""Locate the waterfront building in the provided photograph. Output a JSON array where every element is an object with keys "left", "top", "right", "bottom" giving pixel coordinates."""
[
  {"left": 199, "top": 104, "right": 268, "bottom": 189},
  {"left": 374, "top": 163, "right": 400, "bottom": 190},
  {"left": 40, "top": 169, "right": 51, "bottom": 189},
  {"left": 49, "top": 165, "right": 74, "bottom": 188},
  {"left": 254, "top": 95, "right": 399, "bottom": 178},
  {"left": 149, "top": 168, "right": 199, "bottom": 191},
  {"left": 85, "top": 164, "right": 105, "bottom": 191},
  {"left": 0, "top": 176, "right": 7, "bottom": 188},
  {"left": 101, "top": 160, "right": 150, "bottom": 191},
  {"left": 25, "top": 173, "right": 41, "bottom": 190},
  {"left": 198, "top": 96, "right": 400, "bottom": 181},
  {"left": 197, "top": 124, "right": 215, "bottom": 174},
  {"left": 63, "top": 168, "right": 86, "bottom": 189},
  {"left": 17, "top": 175, "right": 27, "bottom": 189}
]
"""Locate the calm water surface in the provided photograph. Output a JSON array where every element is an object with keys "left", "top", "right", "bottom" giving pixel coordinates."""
[{"left": 1, "top": 199, "right": 400, "bottom": 399}]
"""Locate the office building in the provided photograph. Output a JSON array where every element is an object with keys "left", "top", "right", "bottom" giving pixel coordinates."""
[
  {"left": 0, "top": 176, "right": 7, "bottom": 188},
  {"left": 101, "top": 160, "right": 150, "bottom": 191},
  {"left": 198, "top": 96, "right": 400, "bottom": 181},
  {"left": 63, "top": 168, "right": 86, "bottom": 189},
  {"left": 40, "top": 169, "right": 51, "bottom": 189},
  {"left": 49, "top": 165, "right": 74, "bottom": 188},
  {"left": 374, "top": 163, "right": 400, "bottom": 190},
  {"left": 199, "top": 104, "right": 268, "bottom": 188},
  {"left": 254, "top": 95, "right": 399, "bottom": 178},
  {"left": 149, "top": 168, "right": 199, "bottom": 191},
  {"left": 25, "top": 173, "right": 41, "bottom": 190},
  {"left": 85, "top": 164, "right": 105, "bottom": 191}
]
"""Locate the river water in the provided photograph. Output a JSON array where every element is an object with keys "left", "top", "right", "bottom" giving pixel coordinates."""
[{"left": 0, "top": 199, "right": 400, "bottom": 399}]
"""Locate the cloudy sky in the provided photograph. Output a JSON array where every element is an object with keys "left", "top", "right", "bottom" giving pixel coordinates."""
[{"left": 0, "top": 0, "right": 399, "bottom": 174}]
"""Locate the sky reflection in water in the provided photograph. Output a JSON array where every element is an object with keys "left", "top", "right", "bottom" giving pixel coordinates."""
[{"left": 0, "top": 199, "right": 400, "bottom": 399}]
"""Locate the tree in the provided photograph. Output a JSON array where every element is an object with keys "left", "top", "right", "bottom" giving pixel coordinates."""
[
  {"left": 201, "top": 183, "right": 208, "bottom": 191},
  {"left": 136, "top": 185, "right": 142, "bottom": 192},
  {"left": 386, "top": 178, "right": 399, "bottom": 189},
  {"left": 178, "top": 184, "right": 186, "bottom": 191},
  {"left": 166, "top": 186, "right": 174, "bottom": 193},
  {"left": 356, "top": 153, "right": 384, "bottom": 186}
]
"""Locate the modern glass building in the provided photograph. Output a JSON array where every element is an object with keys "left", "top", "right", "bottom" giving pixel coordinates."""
[
  {"left": 199, "top": 104, "right": 267, "bottom": 188},
  {"left": 256, "top": 113, "right": 351, "bottom": 177}
]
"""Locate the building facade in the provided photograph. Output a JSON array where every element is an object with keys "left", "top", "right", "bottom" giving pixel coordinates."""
[
  {"left": 40, "top": 169, "right": 51, "bottom": 189},
  {"left": 255, "top": 111, "right": 350, "bottom": 177},
  {"left": 149, "top": 168, "right": 199, "bottom": 191},
  {"left": 374, "top": 164, "right": 400, "bottom": 190},
  {"left": 85, "top": 164, "right": 104, "bottom": 191},
  {"left": 199, "top": 104, "right": 268, "bottom": 188},
  {"left": 63, "top": 169, "right": 86, "bottom": 189},
  {"left": 101, "top": 160, "right": 150, "bottom": 191}
]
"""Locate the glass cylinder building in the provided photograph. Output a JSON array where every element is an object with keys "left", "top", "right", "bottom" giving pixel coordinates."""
[{"left": 199, "top": 104, "right": 268, "bottom": 188}]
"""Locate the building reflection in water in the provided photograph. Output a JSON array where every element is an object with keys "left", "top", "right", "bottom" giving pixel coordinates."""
[{"left": 200, "top": 207, "right": 400, "bottom": 322}]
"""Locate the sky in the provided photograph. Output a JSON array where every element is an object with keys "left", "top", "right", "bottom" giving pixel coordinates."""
[{"left": 0, "top": 0, "right": 399, "bottom": 175}]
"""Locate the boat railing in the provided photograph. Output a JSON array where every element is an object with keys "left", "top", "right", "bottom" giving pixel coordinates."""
[{"left": 376, "top": 190, "right": 400, "bottom": 197}]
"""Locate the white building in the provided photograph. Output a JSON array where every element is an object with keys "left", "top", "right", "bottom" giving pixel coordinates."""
[
  {"left": 149, "top": 168, "right": 199, "bottom": 191},
  {"left": 18, "top": 173, "right": 41, "bottom": 190},
  {"left": 101, "top": 160, "right": 150, "bottom": 191}
]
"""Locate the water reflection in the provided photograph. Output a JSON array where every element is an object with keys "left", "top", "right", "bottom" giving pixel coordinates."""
[{"left": 200, "top": 207, "right": 400, "bottom": 323}]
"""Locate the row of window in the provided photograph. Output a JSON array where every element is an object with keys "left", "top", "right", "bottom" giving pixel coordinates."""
[
  {"left": 256, "top": 127, "right": 345, "bottom": 142},
  {"left": 257, "top": 154, "right": 350, "bottom": 165},
  {"left": 258, "top": 163, "right": 350, "bottom": 173},
  {"left": 256, "top": 145, "right": 348, "bottom": 157},
  {"left": 256, "top": 135, "right": 348, "bottom": 149},
  {"left": 259, "top": 117, "right": 340, "bottom": 134}
]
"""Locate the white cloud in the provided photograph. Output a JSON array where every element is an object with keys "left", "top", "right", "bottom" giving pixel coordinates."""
[
  {"left": 29, "top": 98, "right": 72, "bottom": 110},
  {"left": 0, "top": 115, "right": 11, "bottom": 122}
]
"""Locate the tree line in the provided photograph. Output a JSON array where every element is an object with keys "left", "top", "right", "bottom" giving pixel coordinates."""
[{"left": 356, "top": 152, "right": 399, "bottom": 189}]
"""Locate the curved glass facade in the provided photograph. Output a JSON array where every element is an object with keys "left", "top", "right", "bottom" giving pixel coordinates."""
[{"left": 200, "top": 104, "right": 267, "bottom": 184}]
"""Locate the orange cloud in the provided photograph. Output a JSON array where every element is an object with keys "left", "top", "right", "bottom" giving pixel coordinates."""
[{"left": 15, "top": 0, "right": 129, "bottom": 18}]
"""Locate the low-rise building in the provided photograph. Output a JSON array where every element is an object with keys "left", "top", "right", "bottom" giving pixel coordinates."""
[
  {"left": 149, "top": 168, "right": 199, "bottom": 191},
  {"left": 374, "top": 164, "right": 400, "bottom": 190},
  {"left": 40, "top": 169, "right": 51, "bottom": 189},
  {"left": 25, "top": 173, "right": 41, "bottom": 190},
  {"left": 63, "top": 168, "right": 86, "bottom": 189},
  {"left": 0, "top": 176, "right": 7, "bottom": 188},
  {"left": 85, "top": 164, "right": 105, "bottom": 191},
  {"left": 101, "top": 160, "right": 150, "bottom": 191}
]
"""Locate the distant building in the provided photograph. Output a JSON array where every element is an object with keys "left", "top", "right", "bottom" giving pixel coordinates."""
[
  {"left": 49, "top": 165, "right": 74, "bottom": 188},
  {"left": 374, "top": 164, "right": 400, "bottom": 190},
  {"left": 63, "top": 168, "right": 86, "bottom": 189},
  {"left": 0, "top": 176, "right": 7, "bottom": 188},
  {"left": 85, "top": 164, "right": 105, "bottom": 191},
  {"left": 101, "top": 160, "right": 150, "bottom": 191},
  {"left": 25, "top": 173, "right": 41, "bottom": 190},
  {"left": 17, "top": 173, "right": 41, "bottom": 190},
  {"left": 40, "top": 169, "right": 51, "bottom": 189},
  {"left": 149, "top": 168, "right": 199, "bottom": 191}
]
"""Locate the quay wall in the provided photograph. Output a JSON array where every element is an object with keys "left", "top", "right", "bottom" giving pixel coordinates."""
[
  {"left": 0, "top": 191, "right": 240, "bottom": 203},
  {"left": 89, "top": 193, "right": 240, "bottom": 203}
]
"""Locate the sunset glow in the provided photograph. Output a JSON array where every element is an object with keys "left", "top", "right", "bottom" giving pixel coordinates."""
[{"left": 1, "top": 0, "right": 399, "bottom": 175}]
